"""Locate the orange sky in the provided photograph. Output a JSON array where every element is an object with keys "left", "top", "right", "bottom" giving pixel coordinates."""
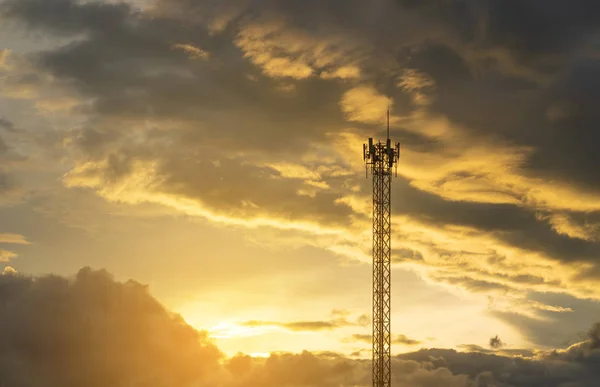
[{"left": 1, "top": 1, "right": 600, "bottom": 381}]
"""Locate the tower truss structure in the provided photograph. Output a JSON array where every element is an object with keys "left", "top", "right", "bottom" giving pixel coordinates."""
[{"left": 363, "top": 112, "right": 400, "bottom": 387}]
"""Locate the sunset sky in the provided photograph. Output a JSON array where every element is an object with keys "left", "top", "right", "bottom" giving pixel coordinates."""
[{"left": 1, "top": 0, "right": 600, "bottom": 385}]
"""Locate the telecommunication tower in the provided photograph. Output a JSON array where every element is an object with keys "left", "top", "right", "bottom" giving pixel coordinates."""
[{"left": 362, "top": 110, "right": 400, "bottom": 387}]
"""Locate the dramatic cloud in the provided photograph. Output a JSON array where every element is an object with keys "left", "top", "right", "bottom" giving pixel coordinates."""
[
  {"left": 0, "top": 267, "right": 223, "bottom": 386},
  {"left": 1, "top": 268, "right": 600, "bottom": 386},
  {"left": 2, "top": 0, "right": 600, "bottom": 351}
]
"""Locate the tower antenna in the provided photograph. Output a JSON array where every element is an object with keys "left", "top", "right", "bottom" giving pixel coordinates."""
[
  {"left": 386, "top": 108, "right": 390, "bottom": 140},
  {"left": 363, "top": 110, "right": 400, "bottom": 387}
]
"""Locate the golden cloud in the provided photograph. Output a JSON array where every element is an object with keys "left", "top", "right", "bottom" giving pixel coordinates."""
[
  {"left": 0, "top": 233, "right": 29, "bottom": 263},
  {"left": 172, "top": 43, "right": 210, "bottom": 60},
  {"left": 340, "top": 86, "right": 393, "bottom": 125},
  {"left": 337, "top": 107, "right": 600, "bottom": 214},
  {"left": 321, "top": 65, "right": 361, "bottom": 80},
  {"left": 0, "top": 249, "right": 16, "bottom": 262},
  {"left": 398, "top": 68, "right": 436, "bottom": 106},
  {"left": 0, "top": 233, "right": 30, "bottom": 245},
  {"left": 62, "top": 158, "right": 353, "bottom": 238},
  {"left": 1, "top": 266, "right": 17, "bottom": 275},
  {"left": 60, "top": 129, "right": 600, "bottom": 312},
  {"left": 234, "top": 17, "right": 364, "bottom": 80},
  {"left": 540, "top": 213, "right": 599, "bottom": 242}
]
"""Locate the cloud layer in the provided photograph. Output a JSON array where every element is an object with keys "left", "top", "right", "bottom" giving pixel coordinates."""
[{"left": 0, "top": 268, "right": 599, "bottom": 386}]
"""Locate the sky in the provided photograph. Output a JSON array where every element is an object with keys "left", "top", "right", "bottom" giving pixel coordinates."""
[{"left": 1, "top": 0, "right": 600, "bottom": 385}]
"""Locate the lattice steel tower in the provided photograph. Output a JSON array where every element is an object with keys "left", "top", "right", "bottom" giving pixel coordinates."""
[{"left": 363, "top": 111, "right": 400, "bottom": 387}]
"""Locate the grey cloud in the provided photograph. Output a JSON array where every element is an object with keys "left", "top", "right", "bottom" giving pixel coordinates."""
[
  {"left": 344, "top": 333, "right": 422, "bottom": 346},
  {"left": 347, "top": 334, "right": 371, "bottom": 343},
  {"left": 2, "top": 0, "right": 348, "bottom": 154},
  {"left": 0, "top": 172, "right": 13, "bottom": 193},
  {"left": 242, "top": 312, "right": 368, "bottom": 332},
  {"left": 0, "top": 134, "right": 19, "bottom": 201},
  {"left": 456, "top": 344, "right": 534, "bottom": 359},
  {"left": 394, "top": 0, "right": 600, "bottom": 76},
  {"left": 394, "top": 334, "right": 422, "bottom": 346},
  {"left": 0, "top": 267, "right": 223, "bottom": 386},
  {"left": 526, "top": 61, "right": 600, "bottom": 192},
  {"left": 0, "top": 0, "right": 132, "bottom": 36},
  {"left": 243, "top": 319, "right": 341, "bottom": 332},
  {"left": 434, "top": 275, "right": 512, "bottom": 294},
  {"left": 491, "top": 292, "right": 600, "bottom": 348},
  {"left": 400, "top": 342, "right": 600, "bottom": 387},
  {"left": 0, "top": 117, "right": 15, "bottom": 132},
  {"left": 0, "top": 134, "right": 8, "bottom": 156},
  {"left": 589, "top": 323, "right": 600, "bottom": 349}
]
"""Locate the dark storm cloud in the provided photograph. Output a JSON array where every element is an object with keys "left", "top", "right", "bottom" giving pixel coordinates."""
[
  {"left": 526, "top": 61, "right": 600, "bottom": 192},
  {"left": 1, "top": 0, "right": 348, "bottom": 154},
  {"left": 394, "top": 0, "right": 600, "bottom": 74},
  {"left": 390, "top": 1, "right": 600, "bottom": 194}
]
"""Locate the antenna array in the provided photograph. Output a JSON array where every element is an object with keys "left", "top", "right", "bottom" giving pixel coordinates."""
[{"left": 362, "top": 111, "right": 400, "bottom": 387}]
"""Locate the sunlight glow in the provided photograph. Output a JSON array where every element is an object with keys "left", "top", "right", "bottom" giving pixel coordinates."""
[
  {"left": 209, "top": 322, "right": 273, "bottom": 339},
  {"left": 249, "top": 352, "right": 271, "bottom": 358}
]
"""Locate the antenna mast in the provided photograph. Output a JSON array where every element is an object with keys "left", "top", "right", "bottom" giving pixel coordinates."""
[
  {"left": 362, "top": 111, "right": 400, "bottom": 387},
  {"left": 386, "top": 109, "right": 390, "bottom": 139}
]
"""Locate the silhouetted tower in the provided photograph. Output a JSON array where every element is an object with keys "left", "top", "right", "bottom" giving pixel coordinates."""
[{"left": 363, "top": 110, "right": 400, "bottom": 387}]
